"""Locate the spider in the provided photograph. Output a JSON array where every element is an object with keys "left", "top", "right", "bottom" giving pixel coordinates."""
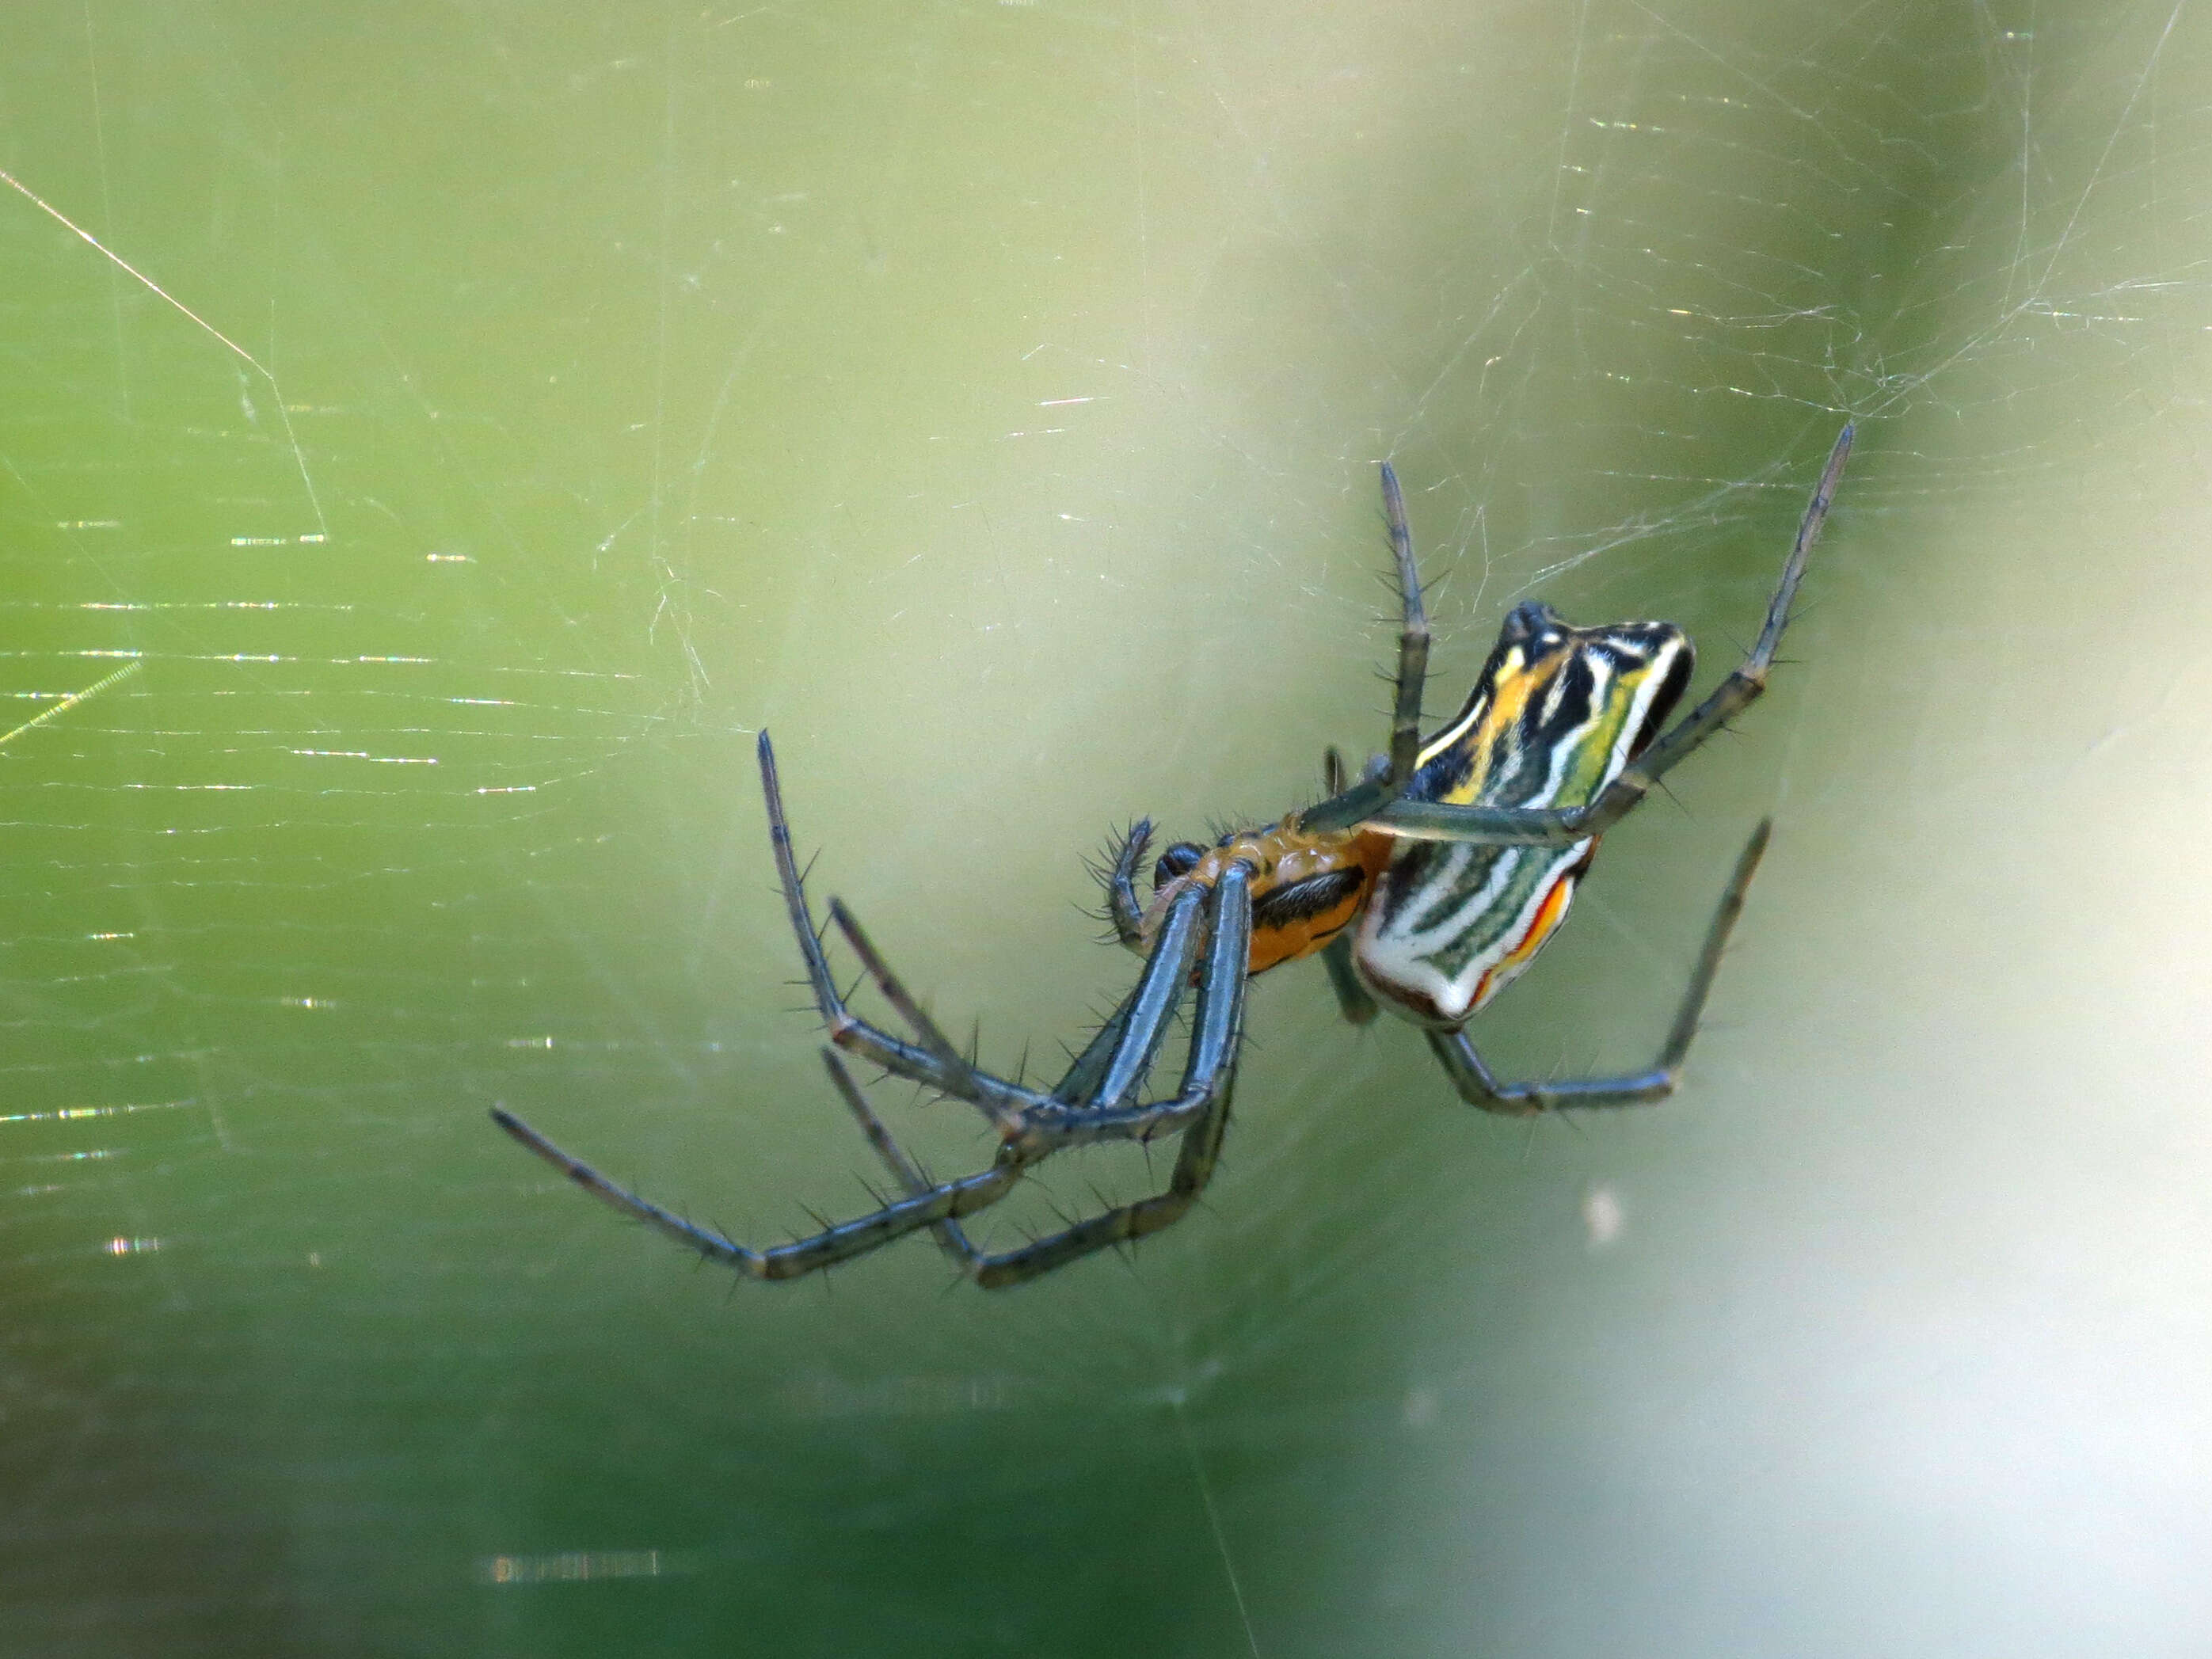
[{"left": 494, "top": 425, "right": 1853, "bottom": 1288}]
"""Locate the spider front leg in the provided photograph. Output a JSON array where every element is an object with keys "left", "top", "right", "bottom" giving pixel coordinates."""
[
  {"left": 973, "top": 862, "right": 1253, "bottom": 1284},
  {"left": 486, "top": 888, "right": 1221, "bottom": 1285},
  {"left": 493, "top": 741, "right": 1251, "bottom": 1287},
  {"left": 763, "top": 731, "right": 1229, "bottom": 1153},
  {"left": 833, "top": 862, "right": 1256, "bottom": 1288},
  {"left": 1421, "top": 819, "right": 1770, "bottom": 1114},
  {"left": 773, "top": 735, "right": 1258, "bottom": 1160}
]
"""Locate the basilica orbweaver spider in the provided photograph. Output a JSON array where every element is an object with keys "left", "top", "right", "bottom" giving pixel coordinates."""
[{"left": 494, "top": 426, "right": 1853, "bottom": 1288}]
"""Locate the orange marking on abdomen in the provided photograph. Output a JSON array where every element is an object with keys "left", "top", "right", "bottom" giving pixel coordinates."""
[{"left": 1470, "top": 868, "right": 1578, "bottom": 1012}]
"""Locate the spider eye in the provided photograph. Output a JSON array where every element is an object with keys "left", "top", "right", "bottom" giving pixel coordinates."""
[{"left": 1153, "top": 843, "right": 1203, "bottom": 886}]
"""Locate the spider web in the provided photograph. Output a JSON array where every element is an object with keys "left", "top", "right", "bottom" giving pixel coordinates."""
[{"left": 6, "top": 3, "right": 2211, "bottom": 1656}]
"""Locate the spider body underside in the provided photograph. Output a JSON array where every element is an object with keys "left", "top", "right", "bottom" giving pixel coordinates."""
[{"left": 494, "top": 424, "right": 1853, "bottom": 1288}]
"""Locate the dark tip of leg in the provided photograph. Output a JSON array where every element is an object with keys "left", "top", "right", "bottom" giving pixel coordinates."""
[{"left": 489, "top": 1106, "right": 544, "bottom": 1149}]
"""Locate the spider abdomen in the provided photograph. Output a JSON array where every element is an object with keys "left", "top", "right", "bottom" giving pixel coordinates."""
[{"left": 1353, "top": 607, "right": 1692, "bottom": 1027}]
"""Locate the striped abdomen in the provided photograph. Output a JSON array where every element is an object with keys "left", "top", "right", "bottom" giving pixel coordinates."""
[{"left": 1353, "top": 601, "right": 1692, "bottom": 1028}]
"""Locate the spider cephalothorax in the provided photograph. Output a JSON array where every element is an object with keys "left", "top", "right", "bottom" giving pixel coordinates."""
[
  {"left": 1128, "top": 816, "right": 1395, "bottom": 975},
  {"left": 496, "top": 424, "right": 1853, "bottom": 1283}
]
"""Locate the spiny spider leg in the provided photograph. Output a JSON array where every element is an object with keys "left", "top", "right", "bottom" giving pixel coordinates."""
[
  {"left": 762, "top": 730, "right": 1228, "bottom": 1153},
  {"left": 819, "top": 1051, "right": 982, "bottom": 1265},
  {"left": 1320, "top": 933, "right": 1379, "bottom": 1027},
  {"left": 489, "top": 749, "right": 1264, "bottom": 1285},
  {"left": 845, "top": 865, "right": 1252, "bottom": 1283},
  {"left": 1102, "top": 820, "right": 1153, "bottom": 949},
  {"left": 1079, "top": 884, "right": 1208, "bottom": 1113},
  {"left": 1380, "top": 461, "right": 1430, "bottom": 788},
  {"left": 760, "top": 730, "right": 1054, "bottom": 1134},
  {"left": 1422, "top": 818, "right": 1771, "bottom": 1113},
  {"left": 482, "top": 863, "right": 1250, "bottom": 1288},
  {"left": 989, "top": 869, "right": 1253, "bottom": 1282},
  {"left": 492, "top": 1001, "right": 1182, "bottom": 1290},
  {"left": 824, "top": 1050, "right": 1237, "bottom": 1288},
  {"left": 828, "top": 869, "right": 1255, "bottom": 1287},
  {"left": 1316, "top": 748, "right": 1380, "bottom": 1025},
  {"left": 829, "top": 881, "right": 1211, "bottom": 1151},
  {"left": 1025, "top": 861, "right": 1252, "bottom": 1147},
  {"left": 489, "top": 1103, "right": 1023, "bottom": 1280},
  {"left": 1303, "top": 424, "right": 1852, "bottom": 843},
  {"left": 974, "top": 1069, "right": 1239, "bottom": 1288}
]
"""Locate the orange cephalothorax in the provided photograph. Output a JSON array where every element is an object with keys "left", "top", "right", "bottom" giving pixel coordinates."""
[{"left": 1139, "top": 816, "right": 1395, "bottom": 976}]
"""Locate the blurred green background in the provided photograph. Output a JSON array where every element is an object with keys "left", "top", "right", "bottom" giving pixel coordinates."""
[{"left": 5, "top": 2, "right": 2210, "bottom": 1654}]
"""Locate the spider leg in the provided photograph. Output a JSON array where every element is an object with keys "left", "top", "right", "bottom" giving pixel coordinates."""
[
  {"left": 1361, "top": 424, "right": 1852, "bottom": 848},
  {"left": 1303, "top": 424, "right": 1852, "bottom": 844},
  {"left": 762, "top": 730, "right": 1224, "bottom": 1151},
  {"left": 1320, "top": 934, "right": 1379, "bottom": 1025},
  {"left": 832, "top": 881, "right": 1211, "bottom": 1147},
  {"left": 489, "top": 1102, "right": 1024, "bottom": 1279},
  {"left": 1419, "top": 818, "right": 1770, "bottom": 1113},
  {"left": 1026, "top": 861, "right": 1253, "bottom": 1148},
  {"left": 1102, "top": 819, "right": 1153, "bottom": 949},
  {"left": 495, "top": 778, "right": 1257, "bottom": 1285},
  {"left": 822, "top": 869, "right": 1254, "bottom": 1284},
  {"left": 1379, "top": 461, "right": 1430, "bottom": 788},
  {"left": 1299, "top": 466, "right": 1432, "bottom": 832},
  {"left": 970, "top": 1071, "right": 1239, "bottom": 1288},
  {"left": 760, "top": 731, "right": 1049, "bottom": 1135},
  {"left": 1055, "top": 990, "right": 1139, "bottom": 1107},
  {"left": 827, "top": 1052, "right": 1241, "bottom": 1290},
  {"left": 818, "top": 1050, "right": 987, "bottom": 1266},
  {"left": 1073, "top": 881, "right": 1209, "bottom": 1113}
]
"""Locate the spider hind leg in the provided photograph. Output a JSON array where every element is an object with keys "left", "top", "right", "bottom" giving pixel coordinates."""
[{"left": 1422, "top": 818, "right": 1772, "bottom": 1113}]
